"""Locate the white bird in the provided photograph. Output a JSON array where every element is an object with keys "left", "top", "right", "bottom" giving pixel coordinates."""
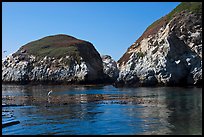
[{"left": 47, "top": 90, "right": 53, "bottom": 96}]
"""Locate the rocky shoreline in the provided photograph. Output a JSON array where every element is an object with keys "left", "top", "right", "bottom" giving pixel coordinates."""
[{"left": 2, "top": 3, "right": 202, "bottom": 87}]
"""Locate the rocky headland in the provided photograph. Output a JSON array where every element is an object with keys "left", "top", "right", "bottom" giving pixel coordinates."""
[
  {"left": 2, "top": 34, "right": 114, "bottom": 84},
  {"left": 115, "top": 2, "right": 202, "bottom": 87}
]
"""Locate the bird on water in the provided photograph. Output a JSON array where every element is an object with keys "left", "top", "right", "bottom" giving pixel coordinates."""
[{"left": 48, "top": 90, "right": 53, "bottom": 96}]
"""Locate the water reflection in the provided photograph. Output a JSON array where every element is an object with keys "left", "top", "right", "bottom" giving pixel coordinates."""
[
  {"left": 164, "top": 88, "right": 202, "bottom": 135},
  {"left": 118, "top": 87, "right": 171, "bottom": 134},
  {"left": 2, "top": 85, "right": 202, "bottom": 135}
]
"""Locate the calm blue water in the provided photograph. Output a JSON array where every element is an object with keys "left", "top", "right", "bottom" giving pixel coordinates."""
[{"left": 2, "top": 85, "right": 202, "bottom": 135}]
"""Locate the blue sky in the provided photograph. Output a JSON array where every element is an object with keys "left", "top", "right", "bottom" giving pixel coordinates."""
[{"left": 2, "top": 2, "right": 180, "bottom": 61}]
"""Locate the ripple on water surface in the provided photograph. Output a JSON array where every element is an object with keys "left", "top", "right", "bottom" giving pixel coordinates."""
[{"left": 2, "top": 85, "right": 202, "bottom": 135}]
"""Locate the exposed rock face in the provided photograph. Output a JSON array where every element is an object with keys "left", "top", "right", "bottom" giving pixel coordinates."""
[
  {"left": 116, "top": 2, "right": 202, "bottom": 87},
  {"left": 101, "top": 55, "right": 119, "bottom": 82},
  {"left": 2, "top": 34, "right": 106, "bottom": 84}
]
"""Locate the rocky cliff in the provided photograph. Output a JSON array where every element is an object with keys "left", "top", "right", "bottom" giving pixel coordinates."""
[
  {"left": 2, "top": 34, "right": 107, "bottom": 84},
  {"left": 101, "top": 55, "right": 119, "bottom": 82},
  {"left": 116, "top": 2, "right": 202, "bottom": 87}
]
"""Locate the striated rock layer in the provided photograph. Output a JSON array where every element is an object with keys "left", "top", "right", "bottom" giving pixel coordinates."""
[
  {"left": 2, "top": 34, "right": 107, "bottom": 84},
  {"left": 116, "top": 2, "right": 202, "bottom": 87}
]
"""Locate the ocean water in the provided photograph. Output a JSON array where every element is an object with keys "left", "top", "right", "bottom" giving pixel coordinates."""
[{"left": 2, "top": 84, "right": 202, "bottom": 135}]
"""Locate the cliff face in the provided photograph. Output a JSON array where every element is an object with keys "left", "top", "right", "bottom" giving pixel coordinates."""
[
  {"left": 116, "top": 2, "right": 202, "bottom": 87},
  {"left": 2, "top": 34, "right": 106, "bottom": 84}
]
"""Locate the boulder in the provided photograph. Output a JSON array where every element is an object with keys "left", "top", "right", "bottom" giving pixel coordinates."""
[{"left": 101, "top": 55, "right": 119, "bottom": 82}]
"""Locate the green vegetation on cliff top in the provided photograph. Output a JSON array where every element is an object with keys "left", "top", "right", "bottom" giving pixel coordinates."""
[
  {"left": 166, "top": 2, "right": 202, "bottom": 21},
  {"left": 16, "top": 34, "right": 92, "bottom": 61},
  {"left": 118, "top": 2, "right": 202, "bottom": 65},
  {"left": 147, "top": 2, "right": 202, "bottom": 33}
]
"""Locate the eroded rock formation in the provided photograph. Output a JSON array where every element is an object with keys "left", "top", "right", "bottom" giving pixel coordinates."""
[
  {"left": 116, "top": 2, "right": 202, "bottom": 87},
  {"left": 2, "top": 34, "right": 106, "bottom": 84}
]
